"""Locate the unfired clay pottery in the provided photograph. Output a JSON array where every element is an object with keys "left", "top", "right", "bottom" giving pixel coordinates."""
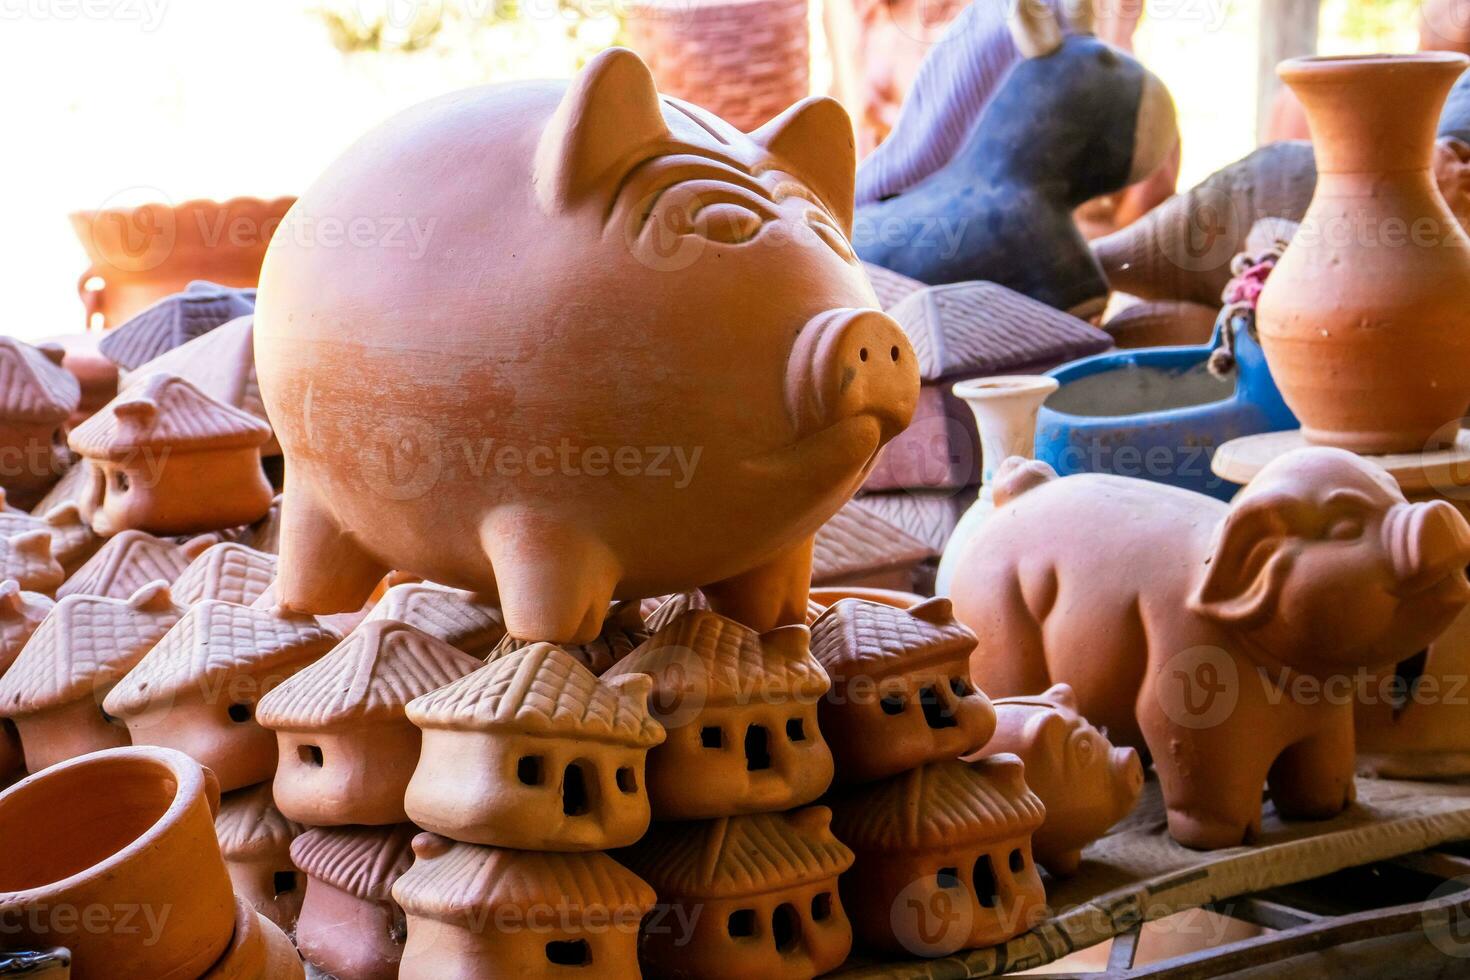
[
  {"left": 0, "top": 531, "right": 62, "bottom": 596},
  {"left": 979, "top": 684, "right": 1143, "bottom": 875},
  {"left": 617, "top": 806, "right": 854, "bottom": 980},
  {"left": 935, "top": 375, "right": 1059, "bottom": 596},
  {"left": 255, "top": 47, "right": 919, "bottom": 644},
  {"left": 405, "top": 643, "right": 663, "bottom": 849},
  {"left": 215, "top": 782, "right": 305, "bottom": 931},
  {"left": 488, "top": 599, "right": 644, "bottom": 674},
  {"left": 602, "top": 609, "right": 833, "bottom": 819},
  {"left": 0, "top": 583, "right": 181, "bottom": 772},
  {"left": 1257, "top": 54, "right": 1470, "bottom": 453},
  {"left": 362, "top": 580, "right": 507, "bottom": 658},
  {"left": 393, "top": 832, "right": 656, "bottom": 979},
  {"left": 0, "top": 503, "right": 100, "bottom": 576},
  {"left": 953, "top": 447, "right": 1470, "bottom": 849},
  {"left": 828, "top": 756, "right": 1046, "bottom": 957},
  {"left": 256, "top": 619, "right": 481, "bottom": 825},
  {"left": 810, "top": 597, "right": 994, "bottom": 783},
  {"left": 0, "top": 339, "right": 80, "bottom": 510},
  {"left": 0, "top": 746, "right": 235, "bottom": 980},
  {"left": 102, "top": 600, "right": 338, "bottom": 791},
  {"left": 69, "top": 372, "right": 273, "bottom": 536},
  {"left": 290, "top": 823, "right": 417, "bottom": 980},
  {"left": 171, "top": 541, "right": 277, "bottom": 606},
  {"left": 70, "top": 197, "right": 291, "bottom": 331},
  {"left": 56, "top": 528, "right": 209, "bottom": 599},
  {"left": 0, "top": 582, "right": 51, "bottom": 782},
  {"left": 98, "top": 281, "right": 256, "bottom": 371}
]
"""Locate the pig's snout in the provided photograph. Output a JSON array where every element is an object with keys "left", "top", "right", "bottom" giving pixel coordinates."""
[
  {"left": 1385, "top": 498, "right": 1470, "bottom": 598},
  {"left": 785, "top": 308, "right": 919, "bottom": 443},
  {"left": 1113, "top": 746, "right": 1144, "bottom": 804}
]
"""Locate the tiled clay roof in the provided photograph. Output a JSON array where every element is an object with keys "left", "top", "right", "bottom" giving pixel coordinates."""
[
  {"left": 618, "top": 807, "right": 852, "bottom": 898},
  {"left": 69, "top": 372, "right": 271, "bottom": 459},
  {"left": 2, "top": 503, "right": 99, "bottom": 572},
  {"left": 0, "top": 530, "right": 63, "bottom": 594},
  {"left": 602, "top": 610, "right": 829, "bottom": 707},
  {"left": 863, "top": 262, "right": 926, "bottom": 311},
  {"left": 290, "top": 823, "right": 418, "bottom": 904},
  {"left": 98, "top": 280, "right": 256, "bottom": 371},
  {"left": 171, "top": 542, "right": 277, "bottom": 606},
  {"left": 0, "top": 580, "right": 53, "bottom": 676},
  {"left": 215, "top": 782, "right": 303, "bottom": 861},
  {"left": 487, "top": 601, "right": 643, "bottom": 675},
  {"left": 407, "top": 643, "right": 664, "bottom": 748},
  {"left": 365, "top": 582, "right": 506, "bottom": 659},
  {"left": 133, "top": 313, "right": 266, "bottom": 424},
  {"left": 0, "top": 583, "right": 181, "bottom": 715},
  {"left": 811, "top": 597, "right": 977, "bottom": 677},
  {"left": 641, "top": 590, "right": 709, "bottom": 633},
  {"left": 257, "top": 619, "right": 482, "bottom": 732},
  {"left": 58, "top": 530, "right": 207, "bottom": 600},
  {"left": 0, "top": 337, "right": 80, "bottom": 423},
  {"left": 829, "top": 756, "right": 1045, "bottom": 851},
  {"left": 812, "top": 499, "right": 933, "bottom": 584},
  {"left": 393, "top": 834, "right": 656, "bottom": 922},
  {"left": 103, "top": 600, "right": 337, "bottom": 717}
]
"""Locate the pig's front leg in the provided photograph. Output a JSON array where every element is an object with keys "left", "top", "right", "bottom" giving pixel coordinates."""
[
  {"left": 483, "top": 508, "right": 620, "bottom": 645},
  {"left": 1266, "top": 706, "right": 1356, "bottom": 821},
  {"left": 276, "top": 479, "right": 391, "bottom": 615},
  {"left": 703, "top": 536, "right": 814, "bottom": 633}
]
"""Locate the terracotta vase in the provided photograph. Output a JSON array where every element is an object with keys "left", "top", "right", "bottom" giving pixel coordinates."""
[
  {"left": 255, "top": 47, "right": 919, "bottom": 645},
  {"left": 69, "top": 196, "right": 293, "bottom": 331},
  {"left": 935, "top": 376, "right": 1058, "bottom": 595},
  {"left": 952, "top": 447, "right": 1470, "bottom": 849},
  {"left": 1257, "top": 53, "right": 1470, "bottom": 453},
  {"left": 0, "top": 746, "right": 235, "bottom": 979}
]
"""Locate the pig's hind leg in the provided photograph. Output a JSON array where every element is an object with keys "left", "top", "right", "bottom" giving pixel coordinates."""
[
  {"left": 482, "top": 508, "right": 620, "bottom": 645},
  {"left": 1267, "top": 707, "right": 1356, "bottom": 820},
  {"left": 274, "top": 481, "right": 390, "bottom": 615},
  {"left": 964, "top": 565, "right": 1055, "bottom": 699},
  {"left": 703, "top": 536, "right": 815, "bottom": 634}
]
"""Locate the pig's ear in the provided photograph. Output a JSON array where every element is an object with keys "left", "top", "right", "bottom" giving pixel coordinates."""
[
  {"left": 752, "top": 97, "right": 856, "bottom": 236},
  {"left": 1188, "top": 496, "right": 1296, "bottom": 628},
  {"left": 534, "top": 47, "right": 669, "bottom": 214}
]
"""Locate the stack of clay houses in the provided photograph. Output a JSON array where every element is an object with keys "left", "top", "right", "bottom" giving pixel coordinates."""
[{"left": 809, "top": 596, "right": 1050, "bottom": 958}]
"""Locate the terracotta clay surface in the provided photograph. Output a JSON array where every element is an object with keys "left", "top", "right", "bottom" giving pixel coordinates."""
[
  {"left": 405, "top": 643, "right": 664, "bottom": 849},
  {"left": 198, "top": 893, "right": 305, "bottom": 980},
  {"left": 0, "top": 746, "right": 235, "bottom": 980},
  {"left": 828, "top": 755, "right": 1047, "bottom": 957},
  {"left": 954, "top": 448, "right": 1470, "bottom": 849},
  {"left": 56, "top": 528, "right": 208, "bottom": 599},
  {"left": 617, "top": 806, "right": 854, "bottom": 980},
  {"left": 0, "top": 502, "right": 100, "bottom": 575},
  {"left": 0, "top": 338, "right": 80, "bottom": 509},
  {"left": 0, "top": 583, "right": 181, "bottom": 772},
  {"left": 602, "top": 609, "right": 832, "bottom": 819},
  {"left": 1102, "top": 299, "right": 1220, "bottom": 349},
  {"left": 812, "top": 497, "right": 932, "bottom": 588},
  {"left": 0, "top": 582, "right": 51, "bottom": 781},
  {"left": 103, "top": 600, "right": 338, "bottom": 791},
  {"left": 811, "top": 596, "right": 994, "bottom": 783},
  {"left": 257, "top": 618, "right": 482, "bottom": 825},
  {"left": 290, "top": 823, "right": 417, "bottom": 980},
  {"left": 98, "top": 281, "right": 256, "bottom": 371},
  {"left": 488, "top": 599, "right": 644, "bottom": 674},
  {"left": 69, "top": 372, "right": 274, "bottom": 536},
  {"left": 394, "top": 832, "right": 656, "bottom": 979},
  {"left": 0, "top": 531, "right": 62, "bottom": 596},
  {"left": 255, "top": 47, "right": 918, "bottom": 644},
  {"left": 215, "top": 782, "right": 305, "bottom": 931},
  {"left": 981, "top": 684, "right": 1143, "bottom": 875},
  {"left": 364, "top": 580, "right": 507, "bottom": 658},
  {"left": 171, "top": 541, "right": 277, "bottom": 606},
  {"left": 1257, "top": 53, "right": 1470, "bottom": 453}
]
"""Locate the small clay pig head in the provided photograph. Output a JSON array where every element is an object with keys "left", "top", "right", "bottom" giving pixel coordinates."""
[{"left": 1189, "top": 447, "right": 1470, "bottom": 670}]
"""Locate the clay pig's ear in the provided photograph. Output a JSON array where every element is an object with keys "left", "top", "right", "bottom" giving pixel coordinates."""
[
  {"left": 1188, "top": 496, "right": 1296, "bottom": 628},
  {"left": 1009, "top": 0, "right": 1064, "bottom": 58},
  {"left": 534, "top": 47, "right": 669, "bottom": 214},
  {"left": 752, "top": 97, "right": 857, "bottom": 236}
]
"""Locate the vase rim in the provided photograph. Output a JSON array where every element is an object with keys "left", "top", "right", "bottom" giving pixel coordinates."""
[
  {"left": 1279, "top": 51, "right": 1470, "bottom": 81},
  {"left": 952, "top": 375, "right": 1060, "bottom": 400}
]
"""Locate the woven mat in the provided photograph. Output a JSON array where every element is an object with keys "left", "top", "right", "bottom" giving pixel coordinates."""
[{"left": 833, "top": 775, "right": 1470, "bottom": 978}]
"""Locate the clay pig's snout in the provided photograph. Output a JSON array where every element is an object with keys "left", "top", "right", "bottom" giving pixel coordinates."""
[
  {"left": 786, "top": 308, "right": 920, "bottom": 444},
  {"left": 1385, "top": 498, "right": 1470, "bottom": 600},
  {"left": 1111, "top": 745, "right": 1144, "bottom": 808}
]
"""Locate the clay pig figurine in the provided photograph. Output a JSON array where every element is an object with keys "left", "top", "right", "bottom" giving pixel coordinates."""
[
  {"left": 256, "top": 47, "right": 920, "bottom": 644},
  {"left": 952, "top": 447, "right": 1470, "bottom": 850},
  {"left": 979, "top": 684, "right": 1142, "bottom": 874}
]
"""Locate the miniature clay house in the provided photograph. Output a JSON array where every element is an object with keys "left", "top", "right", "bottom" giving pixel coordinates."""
[
  {"left": 0, "top": 580, "right": 52, "bottom": 780},
  {"left": 290, "top": 823, "right": 418, "bottom": 980},
  {"left": 68, "top": 371, "right": 273, "bottom": 536},
  {"left": 829, "top": 756, "right": 1047, "bottom": 956},
  {"left": 0, "top": 530, "right": 62, "bottom": 595},
  {"left": 0, "top": 582, "right": 181, "bottom": 772},
  {"left": 489, "top": 599, "right": 646, "bottom": 674},
  {"left": 0, "top": 501, "right": 98, "bottom": 575},
  {"left": 171, "top": 540, "right": 277, "bottom": 606},
  {"left": 102, "top": 599, "right": 338, "bottom": 791},
  {"left": 810, "top": 596, "right": 996, "bottom": 783},
  {"left": 56, "top": 528, "right": 210, "bottom": 599},
  {"left": 256, "top": 619, "right": 482, "bottom": 826},
  {"left": 393, "top": 832, "right": 657, "bottom": 979},
  {"left": 0, "top": 337, "right": 81, "bottom": 509},
  {"left": 404, "top": 643, "right": 664, "bottom": 850},
  {"left": 601, "top": 609, "right": 833, "bottom": 819},
  {"left": 215, "top": 781, "right": 305, "bottom": 930},
  {"left": 365, "top": 580, "right": 507, "bottom": 658},
  {"left": 618, "top": 806, "right": 855, "bottom": 980}
]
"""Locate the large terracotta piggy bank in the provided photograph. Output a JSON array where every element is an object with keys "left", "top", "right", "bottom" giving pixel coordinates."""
[
  {"left": 952, "top": 447, "right": 1470, "bottom": 850},
  {"left": 255, "top": 48, "right": 919, "bottom": 643}
]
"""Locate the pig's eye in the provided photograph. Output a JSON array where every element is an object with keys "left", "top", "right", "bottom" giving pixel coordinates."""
[
  {"left": 1073, "top": 733, "right": 1096, "bottom": 763},
  {"left": 1327, "top": 517, "right": 1364, "bottom": 541},
  {"left": 692, "top": 202, "right": 764, "bottom": 244}
]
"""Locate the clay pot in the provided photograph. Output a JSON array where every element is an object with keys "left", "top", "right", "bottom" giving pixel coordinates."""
[
  {"left": 0, "top": 746, "right": 235, "bottom": 980},
  {"left": 954, "top": 447, "right": 1470, "bottom": 849},
  {"left": 1101, "top": 299, "right": 1220, "bottom": 349},
  {"left": 69, "top": 197, "right": 293, "bottom": 331},
  {"left": 198, "top": 895, "right": 304, "bottom": 980},
  {"left": 255, "top": 47, "right": 919, "bottom": 644},
  {"left": 1258, "top": 54, "right": 1470, "bottom": 452},
  {"left": 935, "top": 376, "right": 1058, "bottom": 595}
]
